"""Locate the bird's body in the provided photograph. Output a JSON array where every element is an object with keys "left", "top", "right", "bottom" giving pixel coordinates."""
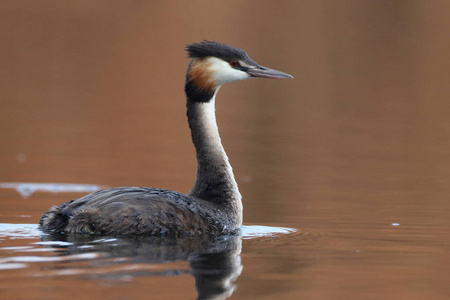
[
  {"left": 39, "top": 41, "right": 292, "bottom": 236},
  {"left": 40, "top": 187, "right": 237, "bottom": 236}
]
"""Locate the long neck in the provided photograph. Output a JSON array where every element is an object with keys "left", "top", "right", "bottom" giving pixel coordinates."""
[{"left": 186, "top": 91, "right": 242, "bottom": 210}]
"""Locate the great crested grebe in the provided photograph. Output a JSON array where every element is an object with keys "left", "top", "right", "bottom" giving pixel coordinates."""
[{"left": 39, "top": 41, "right": 293, "bottom": 236}]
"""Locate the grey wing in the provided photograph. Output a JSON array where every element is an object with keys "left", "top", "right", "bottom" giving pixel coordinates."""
[{"left": 39, "top": 187, "right": 211, "bottom": 235}]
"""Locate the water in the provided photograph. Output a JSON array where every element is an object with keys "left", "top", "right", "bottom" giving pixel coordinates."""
[
  {"left": 0, "top": 223, "right": 295, "bottom": 299},
  {"left": 0, "top": 183, "right": 108, "bottom": 199},
  {"left": 2, "top": 1, "right": 450, "bottom": 299}
]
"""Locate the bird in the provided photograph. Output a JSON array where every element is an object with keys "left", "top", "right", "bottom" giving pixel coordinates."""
[{"left": 39, "top": 41, "right": 293, "bottom": 236}]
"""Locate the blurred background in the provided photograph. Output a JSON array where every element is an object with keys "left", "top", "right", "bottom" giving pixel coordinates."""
[
  {"left": 1, "top": 0, "right": 450, "bottom": 229},
  {"left": 2, "top": 1, "right": 450, "bottom": 299}
]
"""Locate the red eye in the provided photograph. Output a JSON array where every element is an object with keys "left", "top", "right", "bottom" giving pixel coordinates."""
[{"left": 229, "top": 61, "right": 239, "bottom": 67}]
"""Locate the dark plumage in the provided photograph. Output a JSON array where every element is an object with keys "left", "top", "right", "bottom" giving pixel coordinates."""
[{"left": 40, "top": 187, "right": 234, "bottom": 236}]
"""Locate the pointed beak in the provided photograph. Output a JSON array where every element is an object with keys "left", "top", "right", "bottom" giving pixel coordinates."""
[{"left": 246, "top": 66, "right": 293, "bottom": 79}]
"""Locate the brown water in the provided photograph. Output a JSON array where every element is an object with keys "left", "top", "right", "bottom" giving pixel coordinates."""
[{"left": 1, "top": 1, "right": 450, "bottom": 299}]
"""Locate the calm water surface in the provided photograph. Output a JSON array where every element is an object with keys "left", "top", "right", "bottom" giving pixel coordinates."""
[{"left": 2, "top": 1, "right": 450, "bottom": 299}]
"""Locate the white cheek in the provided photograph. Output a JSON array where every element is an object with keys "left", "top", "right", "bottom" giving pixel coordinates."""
[
  {"left": 215, "top": 68, "right": 250, "bottom": 83},
  {"left": 207, "top": 57, "right": 250, "bottom": 84}
]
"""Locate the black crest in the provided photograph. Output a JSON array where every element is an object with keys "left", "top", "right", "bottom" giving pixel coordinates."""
[{"left": 186, "top": 41, "right": 257, "bottom": 65}]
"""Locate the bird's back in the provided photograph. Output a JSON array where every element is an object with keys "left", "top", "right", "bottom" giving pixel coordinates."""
[{"left": 39, "top": 187, "right": 236, "bottom": 236}]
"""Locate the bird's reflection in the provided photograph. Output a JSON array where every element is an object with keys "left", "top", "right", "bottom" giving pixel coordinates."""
[{"left": 41, "top": 233, "right": 242, "bottom": 300}]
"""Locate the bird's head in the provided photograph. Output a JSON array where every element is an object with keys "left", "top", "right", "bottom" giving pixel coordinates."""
[{"left": 185, "top": 41, "right": 293, "bottom": 102}]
